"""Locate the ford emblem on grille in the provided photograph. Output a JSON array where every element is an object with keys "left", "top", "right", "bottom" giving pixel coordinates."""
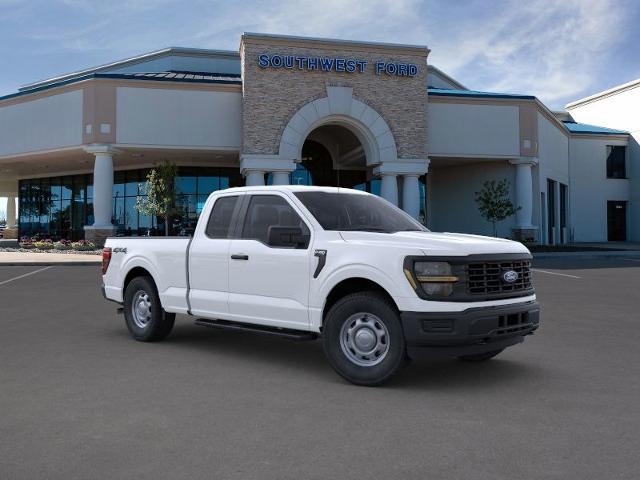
[{"left": 502, "top": 270, "right": 519, "bottom": 283}]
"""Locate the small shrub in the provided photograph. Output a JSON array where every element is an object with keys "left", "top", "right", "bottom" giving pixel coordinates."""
[
  {"left": 54, "top": 240, "right": 72, "bottom": 251},
  {"left": 71, "top": 240, "right": 97, "bottom": 251},
  {"left": 33, "top": 239, "right": 54, "bottom": 250}
]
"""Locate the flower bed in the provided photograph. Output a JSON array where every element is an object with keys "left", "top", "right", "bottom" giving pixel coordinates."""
[{"left": 1, "top": 237, "right": 102, "bottom": 255}]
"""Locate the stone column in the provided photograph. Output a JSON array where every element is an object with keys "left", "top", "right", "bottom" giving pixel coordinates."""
[
  {"left": 240, "top": 154, "right": 295, "bottom": 187},
  {"left": 380, "top": 174, "right": 398, "bottom": 206},
  {"left": 509, "top": 158, "right": 538, "bottom": 242},
  {"left": 401, "top": 174, "right": 420, "bottom": 219},
  {"left": 374, "top": 159, "right": 429, "bottom": 212},
  {"left": 245, "top": 170, "right": 265, "bottom": 186},
  {"left": 271, "top": 171, "right": 290, "bottom": 185},
  {"left": 84, "top": 145, "right": 117, "bottom": 246}
]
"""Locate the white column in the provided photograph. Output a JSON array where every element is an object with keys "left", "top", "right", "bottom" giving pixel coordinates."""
[
  {"left": 271, "top": 171, "right": 290, "bottom": 185},
  {"left": 6, "top": 195, "right": 16, "bottom": 229},
  {"left": 401, "top": 174, "right": 420, "bottom": 219},
  {"left": 92, "top": 152, "right": 114, "bottom": 227},
  {"left": 380, "top": 174, "right": 398, "bottom": 206},
  {"left": 245, "top": 170, "right": 265, "bottom": 186},
  {"left": 509, "top": 158, "right": 537, "bottom": 229}
]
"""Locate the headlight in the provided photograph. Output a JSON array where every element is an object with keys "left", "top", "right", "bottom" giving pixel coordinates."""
[{"left": 412, "top": 261, "right": 458, "bottom": 297}]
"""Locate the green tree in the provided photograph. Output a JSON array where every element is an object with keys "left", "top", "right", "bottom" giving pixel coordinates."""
[
  {"left": 474, "top": 179, "right": 520, "bottom": 237},
  {"left": 135, "top": 161, "right": 178, "bottom": 236}
]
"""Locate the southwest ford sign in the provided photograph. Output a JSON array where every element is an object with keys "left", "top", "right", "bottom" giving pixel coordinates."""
[{"left": 257, "top": 54, "right": 418, "bottom": 77}]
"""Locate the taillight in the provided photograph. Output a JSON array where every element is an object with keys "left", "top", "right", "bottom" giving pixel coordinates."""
[{"left": 102, "top": 247, "right": 112, "bottom": 275}]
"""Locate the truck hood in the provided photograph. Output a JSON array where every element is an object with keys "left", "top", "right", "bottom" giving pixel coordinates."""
[{"left": 339, "top": 231, "right": 530, "bottom": 256}]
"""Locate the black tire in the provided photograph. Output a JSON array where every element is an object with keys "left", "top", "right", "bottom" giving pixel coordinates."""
[
  {"left": 123, "top": 276, "right": 175, "bottom": 342},
  {"left": 323, "top": 291, "right": 406, "bottom": 386},
  {"left": 458, "top": 349, "right": 504, "bottom": 362}
]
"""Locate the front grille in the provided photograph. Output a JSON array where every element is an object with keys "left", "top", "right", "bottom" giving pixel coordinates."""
[{"left": 466, "top": 260, "right": 532, "bottom": 297}]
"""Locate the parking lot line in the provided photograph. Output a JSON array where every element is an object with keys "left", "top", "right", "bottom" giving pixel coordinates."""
[
  {"left": 0, "top": 266, "right": 52, "bottom": 287},
  {"left": 531, "top": 268, "right": 581, "bottom": 279}
]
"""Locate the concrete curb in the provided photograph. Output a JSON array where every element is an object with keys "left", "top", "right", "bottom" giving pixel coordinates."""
[
  {"left": 0, "top": 262, "right": 101, "bottom": 266},
  {"left": 533, "top": 251, "right": 640, "bottom": 258}
]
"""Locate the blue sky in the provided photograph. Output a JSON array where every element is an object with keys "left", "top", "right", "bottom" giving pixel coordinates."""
[
  {"left": 1, "top": 0, "right": 639, "bottom": 216},
  {"left": 0, "top": 0, "right": 639, "bottom": 109}
]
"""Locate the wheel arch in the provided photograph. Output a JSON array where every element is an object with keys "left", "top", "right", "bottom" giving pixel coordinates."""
[
  {"left": 322, "top": 277, "right": 399, "bottom": 326},
  {"left": 123, "top": 266, "right": 157, "bottom": 295}
]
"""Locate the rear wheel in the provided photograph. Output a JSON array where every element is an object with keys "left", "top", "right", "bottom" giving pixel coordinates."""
[
  {"left": 458, "top": 349, "right": 504, "bottom": 362},
  {"left": 123, "top": 276, "right": 175, "bottom": 342},
  {"left": 323, "top": 291, "right": 406, "bottom": 386}
]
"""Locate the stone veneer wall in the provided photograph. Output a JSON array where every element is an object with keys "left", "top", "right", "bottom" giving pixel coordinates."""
[{"left": 240, "top": 36, "right": 429, "bottom": 160}]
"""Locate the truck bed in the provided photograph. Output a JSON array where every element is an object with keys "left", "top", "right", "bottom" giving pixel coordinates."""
[{"left": 103, "top": 236, "right": 192, "bottom": 314}]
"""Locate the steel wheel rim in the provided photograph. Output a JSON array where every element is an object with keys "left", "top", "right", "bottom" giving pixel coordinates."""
[
  {"left": 339, "top": 312, "right": 390, "bottom": 367},
  {"left": 132, "top": 290, "right": 152, "bottom": 329}
]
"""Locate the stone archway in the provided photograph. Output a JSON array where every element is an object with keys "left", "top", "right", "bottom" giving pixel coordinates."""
[{"left": 278, "top": 86, "right": 398, "bottom": 166}]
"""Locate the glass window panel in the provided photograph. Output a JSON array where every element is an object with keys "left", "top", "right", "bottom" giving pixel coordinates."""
[
  {"left": 219, "top": 176, "right": 230, "bottom": 190},
  {"left": 369, "top": 179, "right": 381, "bottom": 196},
  {"left": 87, "top": 175, "right": 94, "bottom": 199},
  {"left": 73, "top": 176, "right": 86, "bottom": 201},
  {"left": 197, "top": 195, "right": 208, "bottom": 215},
  {"left": 124, "top": 197, "right": 139, "bottom": 235},
  {"left": 176, "top": 175, "right": 197, "bottom": 195},
  {"left": 86, "top": 199, "right": 94, "bottom": 227},
  {"left": 60, "top": 199, "right": 72, "bottom": 239},
  {"left": 113, "top": 197, "right": 125, "bottom": 235},
  {"left": 73, "top": 199, "right": 85, "bottom": 234},
  {"left": 125, "top": 170, "right": 139, "bottom": 196},
  {"left": 113, "top": 171, "right": 125, "bottom": 198},
  {"left": 61, "top": 177, "right": 73, "bottom": 200},
  {"left": 198, "top": 176, "right": 218, "bottom": 194},
  {"left": 138, "top": 206, "right": 155, "bottom": 237}
]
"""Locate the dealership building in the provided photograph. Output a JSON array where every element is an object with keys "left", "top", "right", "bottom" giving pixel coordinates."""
[{"left": 0, "top": 33, "right": 637, "bottom": 245}]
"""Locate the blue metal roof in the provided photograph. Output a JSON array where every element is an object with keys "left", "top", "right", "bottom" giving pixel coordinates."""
[
  {"left": 0, "top": 71, "right": 242, "bottom": 102},
  {"left": 428, "top": 87, "right": 535, "bottom": 100},
  {"left": 562, "top": 121, "right": 628, "bottom": 135}
]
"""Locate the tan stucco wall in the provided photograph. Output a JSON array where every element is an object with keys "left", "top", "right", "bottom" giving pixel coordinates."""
[{"left": 240, "top": 35, "right": 429, "bottom": 160}]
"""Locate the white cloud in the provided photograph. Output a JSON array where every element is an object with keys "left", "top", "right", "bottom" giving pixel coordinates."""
[{"left": 5, "top": 0, "right": 634, "bottom": 109}]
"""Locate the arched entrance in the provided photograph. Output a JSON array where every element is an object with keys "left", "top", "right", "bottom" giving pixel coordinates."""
[{"left": 289, "top": 124, "right": 380, "bottom": 193}]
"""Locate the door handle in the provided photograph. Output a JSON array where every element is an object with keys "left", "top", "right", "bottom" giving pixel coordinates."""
[{"left": 231, "top": 254, "right": 249, "bottom": 260}]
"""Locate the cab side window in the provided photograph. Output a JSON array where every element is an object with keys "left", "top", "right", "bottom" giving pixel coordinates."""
[
  {"left": 205, "top": 196, "right": 238, "bottom": 238},
  {"left": 241, "top": 195, "right": 310, "bottom": 248}
]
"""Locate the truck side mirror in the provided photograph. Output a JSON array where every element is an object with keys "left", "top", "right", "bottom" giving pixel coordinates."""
[{"left": 267, "top": 226, "right": 310, "bottom": 248}]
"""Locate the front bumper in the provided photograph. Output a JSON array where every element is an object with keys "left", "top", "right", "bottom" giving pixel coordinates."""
[{"left": 401, "top": 301, "right": 540, "bottom": 360}]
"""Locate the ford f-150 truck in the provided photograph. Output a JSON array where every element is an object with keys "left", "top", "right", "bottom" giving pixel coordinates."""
[{"left": 101, "top": 186, "right": 540, "bottom": 386}]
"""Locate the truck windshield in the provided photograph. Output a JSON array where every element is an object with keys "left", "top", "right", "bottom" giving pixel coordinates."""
[{"left": 294, "top": 191, "right": 428, "bottom": 233}]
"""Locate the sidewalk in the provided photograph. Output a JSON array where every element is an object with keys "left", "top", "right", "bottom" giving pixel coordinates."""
[{"left": 0, "top": 251, "right": 101, "bottom": 266}]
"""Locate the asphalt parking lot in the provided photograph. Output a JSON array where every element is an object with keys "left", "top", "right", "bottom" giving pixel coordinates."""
[{"left": 1, "top": 257, "right": 639, "bottom": 479}]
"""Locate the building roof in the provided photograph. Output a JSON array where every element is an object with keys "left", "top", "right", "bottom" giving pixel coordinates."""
[
  {"left": 428, "top": 87, "right": 535, "bottom": 100},
  {"left": 562, "top": 121, "right": 628, "bottom": 135},
  {"left": 0, "top": 71, "right": 241, "bottom": 103},
  {"left": 565, "top": 78, "right": 640, "bottom": 109},
  {"left": 107, "top": 71, "right": 241, "bottom": 82},
  {"left": 19, "top": 47, "right": 240, "bottom": 92}
]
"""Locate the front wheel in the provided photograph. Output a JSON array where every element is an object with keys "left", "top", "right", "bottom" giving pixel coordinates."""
[
  {"left": 123, "top": 276, "right": 175, "bottom": 342},
  {"left": 323, "top": 292, "right": 406, "bottom": 386}
]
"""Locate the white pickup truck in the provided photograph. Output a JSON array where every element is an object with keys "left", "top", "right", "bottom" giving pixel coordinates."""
[{"left": 101, "top": 186, "right": 540, "bottom": 385}]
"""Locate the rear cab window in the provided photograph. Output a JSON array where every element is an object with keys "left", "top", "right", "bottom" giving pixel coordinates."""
[{"left": 205, "top": 196, "right": 239, "bottom": 238}]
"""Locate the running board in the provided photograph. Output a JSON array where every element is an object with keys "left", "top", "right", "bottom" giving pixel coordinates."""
[{"left": 194, "top": 318, "right": 318, "bottom": 341}]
